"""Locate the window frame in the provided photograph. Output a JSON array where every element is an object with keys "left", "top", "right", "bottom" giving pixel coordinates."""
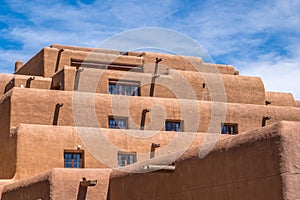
[
  {"left": 64, "top": 149, "right": 85, "bottom": 168},
  {"left": 165, "top": 120, "right": 183, "bottom": 132},
  {"left": 108, "top": 79, "right": 140, "bottom": 96},
  {"left": 117, "top": 151, "right": 137, "bottom": 167},
  {"left": 221, "top": 123, "right": 238, "bottom": 135},
  {"left": 108, "top": 116, "right": 128, "bottom": 129}
]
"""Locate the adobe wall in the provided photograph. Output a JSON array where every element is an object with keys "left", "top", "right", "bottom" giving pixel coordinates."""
[
  {"left": 0, "top": 74, "right": 13, "bottom": 96},
  {"left": 50, "top": 45, "right": 237, "bottom": 75},
  {"left": 278, "top": 122, "right": 300, "bottom": 200},
  {"left": 129, "top": 51, "right": 237, "bottom": 75},
  {"left": 55, "top": 66, "right": 265, "bottom": 104},
  {"left": 15, "top": 45, "right": 240, "bottom": 81},
  {"left": 175, "top": 70, "right": 265, "bottom": 104},
  {"left": 8, "top": 88, "right": 300, "bottom": 134},
  {"left": 4, "top": 75, "right": 51, "bottom": 93},
  {"left": 1, "top": 168, "right": 111, "bottom": 200},
  {"left": 56, "top": 49, "right": 143, "bottom": 73},
  {"left": 51, "top": 44, "right": 121, "bottom": 55},
  {"left": 0, "top": 92, "right": 16, "bottom": 179},
  {"left": 14, "top": 48, "right": 45, "bottom": 76},
  {"left": 108, "top": 122, "right": 298, "bottom": 200},
  {"left": 12, "top": 123, "right": 208, "bottom": 179},
  {"left": 265, "top": 92, "right": 296, "bottom": 107},
  {"left": 51, "top": 66, "right": 77, "bottom": 91},
  {"left": 14, "top": 124, "right": 107, "bottom": 179},
  {"left": 2, "top": 180, "right": 50, "bottom": 200},
  {"left": 15, "top": 47, "right": 59, "bottom": 77}
]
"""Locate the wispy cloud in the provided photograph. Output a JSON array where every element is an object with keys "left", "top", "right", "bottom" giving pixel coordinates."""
[{"left": 0, "top": 0, "right": 299, "bottom": 98}]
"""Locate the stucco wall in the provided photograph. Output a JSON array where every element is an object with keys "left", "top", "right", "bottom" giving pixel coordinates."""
[
  {"left": 15, "top": 47, "right": 59, "bottom": 77},
  {"left": 54, "top": 66, "right": 265, "bottom": 105},
  {"left": 0, "top": 92, "right": 16, "bottom": 179},
  {"left": 14, "top": 48, "right": 45, "bottom": 77},
  {"left": 15, "top": 45, "right": 240, "bottom": 81},
  {"left": 4, "top": 75, "right": 51, "bottom": 93},
  {"left": 2, "top": 180, "right": 50, "bottom": 200},
  {"left": 265, "top": 92, "right": 296, "bottom": 107},
  {"left": 51, "top": 44, "right": 121, "bottom": 55},
  {"left": 14, "top": 124, "right": 107, "bottom": 179},
  {"left": 1, "top": 168, "right": 111, "bottom": 200},
  {"left": 8, "top": 88, "right": 300, "bottom": 134},
  {"left": 12, "top": 123, "right": 209, "bottom": 179},
  {"left": 56, "top": 49, "right": 143, "bottom": 73},
  {"left": 0, "top": 74, "right": 13, "bottom": 96},
  {"left": 109, "top": 122, "right": 300, "bottom": 200}
]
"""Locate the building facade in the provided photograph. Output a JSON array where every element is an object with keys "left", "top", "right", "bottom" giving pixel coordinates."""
[{"left": 0, "top": 44, "right": 299, "bottom": 199}]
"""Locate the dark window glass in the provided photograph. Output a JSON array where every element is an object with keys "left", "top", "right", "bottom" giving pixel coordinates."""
[
  {"left": 109, "top": 80, "right": 140, "bottom": 96},
  {"left": 64, "top": 151, "right": 83, "bottom": 168},
  {"left": 109, "top": 117, "right": 128, "bottom": 129},
  {"left": 165, "top": 121, "right": 182, "bottom": 132},
  {"left": 221, "top": 123, "right": 238, "bottom": 135},
  {"left": 118, "top": 152, "right": 136, "bottom": 167}
]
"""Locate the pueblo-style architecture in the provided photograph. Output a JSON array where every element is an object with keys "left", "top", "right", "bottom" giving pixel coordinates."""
[{"left": 0, "top": 44, "right": 299, "bottom": 199}]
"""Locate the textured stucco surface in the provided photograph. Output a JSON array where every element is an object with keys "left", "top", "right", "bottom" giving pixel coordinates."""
[
  {"left": 1, "top": 168, "right": 111, "bottom": 200},
  {"left": 109, "top": 121, "right": 300, "bottom": 200},
  {"left": 0, "top": 45, "right": 300, "bottom": 199},
  {"left": 7, "top": 87, "right": 300, "bottom": 133},
  {"left": 0, "top": 74, "right": 13, "bottom": 95},
  {"left": 265, "top": 92, "right": 296, "bottom": 107}
]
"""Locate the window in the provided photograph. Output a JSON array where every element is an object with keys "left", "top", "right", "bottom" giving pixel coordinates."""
[
  {"left": 109, "top": 116, "right": 128, "bottom": 129},
  {"left": 64, "top": 150, "right": 84, "bottom": 168},
  {"left": 118, "top": 152, "right": 136, "bottom": 167},
  {"left": 221, "top": 123, "right": 238, "bottom": 135},
  {"left": 165, "top": 120, "right": 183, "bottom": 132},
  {"left": 109, "top": 79, "right": 140, "bottom": 96}
]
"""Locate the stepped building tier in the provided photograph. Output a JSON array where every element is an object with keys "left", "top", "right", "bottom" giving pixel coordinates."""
[{"left": 0, "top": 44, "right": 299, "bottom": 199}]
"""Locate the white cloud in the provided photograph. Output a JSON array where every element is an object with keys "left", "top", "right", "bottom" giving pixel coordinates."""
[
  {"left": 234, "top": 57, "right": 300, "bottom": 100},
  {"left": 0, "top": 0, "right": 300, "bottom": 100}
]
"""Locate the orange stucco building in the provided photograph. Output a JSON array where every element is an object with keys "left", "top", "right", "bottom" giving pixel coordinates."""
[{"left": 0, "top": 44, "right": 299, "bottom": 199}]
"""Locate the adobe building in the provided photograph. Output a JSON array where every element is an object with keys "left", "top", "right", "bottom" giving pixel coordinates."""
[{"left": 0, "top": 44, "right": 299, "bottom": 199}]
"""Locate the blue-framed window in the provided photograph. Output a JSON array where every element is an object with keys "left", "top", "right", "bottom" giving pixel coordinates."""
[
  {"left": 221, "top": 123, "right": 238, "bottom": 135},
  {"left": 109, "top": 80, "right": 139, "bottom": 96},
  {"left": 165, "top": 120, "right": 182, "bottom": 132},
  {"left": 109, "top": 116, "right": 128, "bottom": 129},
  {"left": 118, "top": 152, "right": 136, "bottom": 167},
  {"left": 64, "top": 150, "right": 84, "bottom": 168}
]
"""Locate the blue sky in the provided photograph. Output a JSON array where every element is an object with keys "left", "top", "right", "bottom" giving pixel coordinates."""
[{"left": 0, "top": 0, "right": 300, "bottom": 99}]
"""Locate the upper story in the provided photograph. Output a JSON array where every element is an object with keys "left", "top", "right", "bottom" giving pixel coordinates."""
[{"left": 0, "top": 44, "right": 298, "bottom": 108}]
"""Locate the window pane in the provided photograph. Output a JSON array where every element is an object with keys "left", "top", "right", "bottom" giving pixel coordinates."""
[
  {"left": 228, "top": 126, "right": 235, "bottom": 135},
  {"left": 132, "top": 86, "right": 139, "bottom": 96},
  {"left": 118, "top": 153, "right": 136, "bottom": 167},
  {"left": 124, "top": 86, "right": 131, "bottom": 95},
  {"left": 174, "top": 122, "right": 180, "bottom": 131},
  {"left": 64, "top": 153, "right": 73, "bottom": 168},
  {"left": 117, "top": 120, "right": 125, "bottom": 129},
  {"left": 109, "top": 119, "right": 116, "bottom": 128},
  {"left": 221, "top": 123, "right": 238, "bottom": 135},
  {"left": 64, "top": 152, "right": 83, "bottom": 168},
  {"left": 109, "top": 84, "right": 115, "bottom": 94},
  {"left": 115, "top": 85, "right": 121, "bottom": 94},
  {"left": 73, "top": 154, "right": 81, "bottom": 168},
  {"left": 165, "top": 121, "right": 181, "bottom": 132},
  {"left": 109, "top": 80, "right": 140, "bottom": 96},
  {"left": 109, "top": 117, "right": 127, "bottom": 129},
  {"left": 165, "top": 122, "right": 172, "bottom": 131},
  {"left": 221, "top": 125, "right": 227, "bottom": 134}
]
